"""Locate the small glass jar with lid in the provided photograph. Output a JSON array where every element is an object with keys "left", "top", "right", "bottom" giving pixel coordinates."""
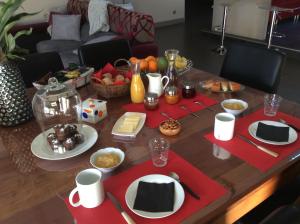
[
  {"left": 32, "top": 78, "right": 83, "bottom": 154},
  {"left": 164, "top": 86, "right": 180, "bottom": 104},
  {"left": 182, "top": 81, "right": 196, "bottom": 98},
  {"left": 144, "top": 92, "right": 159, "bottom": 110}
]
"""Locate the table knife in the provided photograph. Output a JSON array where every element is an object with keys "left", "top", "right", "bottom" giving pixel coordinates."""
[
  {"left": 237, "top": 135, "right": 279, "bottom": 158},
  {"left": 107, "top": 192, "right": 136, "bottom": 224}
]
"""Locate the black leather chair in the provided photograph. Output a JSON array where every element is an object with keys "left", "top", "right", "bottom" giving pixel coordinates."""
[
  {"left": 220, "top": 43, "right": 286, "bottom": 93},
  {"left": 78, "top": 39, "right": 132, "bottom": 71},
  {"left": 259, "top": 204, "right": 300, "bottom": 224},
  {"left": 17, "top": 52, "right": 64, "bottom": 88}
]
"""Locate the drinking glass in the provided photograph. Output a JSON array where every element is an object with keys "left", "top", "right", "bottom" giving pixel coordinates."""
[
  {"left": 148, "top": 137, "right": 170, "bottom": 167},
  {"left": 264, "top": 94, "right": 282, "bottom": 116}
]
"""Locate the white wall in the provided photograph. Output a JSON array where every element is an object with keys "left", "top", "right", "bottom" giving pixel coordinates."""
[
  {"left": 17, "top": 0, "right": 185, "bottom": 24},
  {"left": 132, "top": 0, "right": 185, "bottom": 23},
  {"left": 17, "top": 0, "right": 68, "bottom": 24},
  {"left": 212, "top": 0, "right": 271, "bottom": 40}
]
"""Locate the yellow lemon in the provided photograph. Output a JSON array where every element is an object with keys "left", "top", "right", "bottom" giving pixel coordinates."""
[{"left": 175, "top": 56, "right": 187, "bottom": 69}]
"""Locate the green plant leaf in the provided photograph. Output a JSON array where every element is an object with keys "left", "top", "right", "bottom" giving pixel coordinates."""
[
  {"left": 0, "top": 0, "right": 37, "bottom": 60},
  {"left": 0, "top": 0, "right": 25, "bottom": 35},
  {"left": 13, "top": 28, "right": 32, "bottom": 39}
]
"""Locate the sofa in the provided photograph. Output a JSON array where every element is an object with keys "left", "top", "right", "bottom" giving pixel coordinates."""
[{"left": 18, "top": 0, "right": 158, "bottom": 67}]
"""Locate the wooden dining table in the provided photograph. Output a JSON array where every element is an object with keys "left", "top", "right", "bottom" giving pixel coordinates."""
[{"left": 0, "top": 68, "right": 299, "bottom": 224}]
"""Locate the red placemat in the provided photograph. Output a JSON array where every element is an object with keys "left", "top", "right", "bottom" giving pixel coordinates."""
[
  {"left": 205, "top": 109, "right": 300, "bottom": 172},
  {"left": 65, "top": 151, "right": 228, "bottom": 224},
  {"left": 122, "top": 94, "right": 218, "bottom": 128}
]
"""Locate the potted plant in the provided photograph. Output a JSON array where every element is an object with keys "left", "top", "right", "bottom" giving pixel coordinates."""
[{"left": 0, "top": 0, "right": 37, "bottom": 126}]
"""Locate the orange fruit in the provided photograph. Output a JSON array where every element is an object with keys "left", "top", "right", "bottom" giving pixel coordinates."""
[
  {"left": 148, "top": 60, "right": 157, "bottom": 72},
  {"left": 145, "top": 56, "right": 156, "bottom": 62},
  {"left": 129, "top": 57, "right": 139, "bottom": 64},
  {"left": 140, "top": 59, "right": 148, "bottom": 71}
]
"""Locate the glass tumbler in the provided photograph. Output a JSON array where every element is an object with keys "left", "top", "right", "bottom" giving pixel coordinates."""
[
  {"left": 148, "top": 137, "right": 170, "bottom": 167},
  {"left": 264, "top": 94, "right": 282, "bottom": 116}
]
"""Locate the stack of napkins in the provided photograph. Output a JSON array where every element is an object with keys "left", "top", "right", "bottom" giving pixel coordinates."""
[
  {"left": 256, "top": 122, "right": 289, "bottom": 142},
  {"left": 133, "top": 181, "right": 175, "bottom": 212}
]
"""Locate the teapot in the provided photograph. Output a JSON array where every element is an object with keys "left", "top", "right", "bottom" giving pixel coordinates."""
[{"left": 146, "top": 73, "right": 169, "bottom": 97}]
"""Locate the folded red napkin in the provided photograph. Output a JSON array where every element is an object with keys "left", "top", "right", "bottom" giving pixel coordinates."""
[
  {"left": 65, "top": 151, "right": 228, "bottom": 224},
  {"left": 205, "top": 109, "right": 300, "bottom": 172},
  {"left": 123, "top": 94, "right": 218, "bottom": 128}
]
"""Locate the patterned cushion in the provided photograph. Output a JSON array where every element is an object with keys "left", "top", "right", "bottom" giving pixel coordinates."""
[
  {"left": 107, "top": 4, "right": 155, "bottom": 44},
  {"left": 67, "top": 0, "right": 89, "bottom": 22}
]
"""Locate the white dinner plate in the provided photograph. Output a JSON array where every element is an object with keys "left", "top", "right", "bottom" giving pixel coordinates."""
[
  {"left": 111, "top": 112, "right": 146, "bottom": 138},
  {"left": 125, "top": 174, "right": 185, "bottom": 219},
  {"left": 31, "top": 124, "right": 98, "bottom": 160},
  {"left": 248, "top": 120, "right": 298, "bottom": 145}
]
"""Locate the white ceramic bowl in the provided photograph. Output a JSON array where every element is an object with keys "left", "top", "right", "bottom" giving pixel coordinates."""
[
  {"left": 90, "top": 147, "right": 125, "bottom": 173},
  {"left": 221, "top": 99, "right": 248, "bottom": 116}
]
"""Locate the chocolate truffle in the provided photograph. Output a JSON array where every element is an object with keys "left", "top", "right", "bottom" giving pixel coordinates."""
[
  {"left": 73, "top": 133, "right": 84, "bottom": 144},
  {"left": 63, "top": 137, "right": 75, "bottom": 151}
]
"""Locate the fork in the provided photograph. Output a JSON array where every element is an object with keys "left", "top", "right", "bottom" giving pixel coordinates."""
[
  {"left": 279, "top": 119, "right": 300, "bottom": 132},
  {"left": 193, "top": 100, "right": 216, "bottom": 112},
  {"left": 179, "top": 105, "right": 201, "bottom": 118}
]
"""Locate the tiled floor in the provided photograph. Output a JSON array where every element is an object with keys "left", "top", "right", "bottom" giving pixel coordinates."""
[{"left": 155, "top": 2, "right": 300, "bottom": 104}]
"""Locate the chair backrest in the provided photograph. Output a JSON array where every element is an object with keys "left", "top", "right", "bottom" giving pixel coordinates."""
[
  {"left": 17, "top": 52, "right": 64, "bottom": 88},
  {"left": 220, "top": 43, "right": 285, "bottom": 93},
  {"left": 78, "top": 39, "right": 132, "bottom": 70}
]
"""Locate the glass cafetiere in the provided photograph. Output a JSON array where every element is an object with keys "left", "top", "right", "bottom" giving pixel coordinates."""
[{"left": 165, "top": 49, "right": 179, "bottom": 86}]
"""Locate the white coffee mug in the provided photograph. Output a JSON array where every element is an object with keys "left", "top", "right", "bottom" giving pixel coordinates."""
[
  {"left": 214, "top": 112, "right": 235, "bottom": 141},
  {"left": 69, "top": 168, "right": 105, "bottom": 208}
]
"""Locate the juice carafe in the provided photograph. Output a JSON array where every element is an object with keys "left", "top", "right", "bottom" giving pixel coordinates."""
[{"left": 130, "top": 62, "right": 145, "bottom": 103}]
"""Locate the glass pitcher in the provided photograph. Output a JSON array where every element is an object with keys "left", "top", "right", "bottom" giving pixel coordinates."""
[
  {"left": 165, "top": 49, "right": 179, "bottom": 86},
  {"left": 130, "top": 61, "right": 145, "bottom": 103}
]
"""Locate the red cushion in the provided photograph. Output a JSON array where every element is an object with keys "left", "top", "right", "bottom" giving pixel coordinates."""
[
  {"left": 107, "top": 4, "right": 155, "bottom": 44},
  {"left": 67, "top": 0, "right": 89, "bottom": 22}
]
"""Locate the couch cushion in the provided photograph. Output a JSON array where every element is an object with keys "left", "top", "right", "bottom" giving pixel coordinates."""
[
  {"left": 84, "top": 32, "right": 118, "bottom": 45},
  {"left": 67, "top": 0, "right": 89, "bottom": 22},
  {"left": 107, "top": 4, "right": 155, "bottom": 44},
  {"left": 36, "top": 40, "right": 81, "bottom": 53},
  {"left": 88, "top": 0, "right": 110, "bottom": 35},
  {"left": 51, "top": 14, "right": 81, "bottom": 41}
]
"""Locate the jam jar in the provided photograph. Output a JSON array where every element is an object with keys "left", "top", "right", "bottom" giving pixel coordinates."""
[
  {"left": 182, "top": 81, "right": 196, "bottom": 98},
  {"left": 164, "top": 86, "right": 180, "bottom": 104},
  {"left": 144, "top": 92, "right": 159, "bottom": 110}
]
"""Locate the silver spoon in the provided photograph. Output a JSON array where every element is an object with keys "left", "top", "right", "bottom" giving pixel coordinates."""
[
  {"left": 160, "top": 112, "right": 174, "bottom": 120},
  {"left": 169, "top": 172, "right": 200, "bottom": 200},
  {"left": 193, "top": 100, "right": 215, "bottom": 112},
  {"left": 179, "top": 105, "right": 201, "bottom": 118},
  {"left": 279, "top": 119, "right": 300, "bottom": 132}
]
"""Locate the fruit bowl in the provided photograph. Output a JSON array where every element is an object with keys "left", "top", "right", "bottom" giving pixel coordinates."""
[{"left": 176, "top": 59, "right": 193, "bottom": 75}]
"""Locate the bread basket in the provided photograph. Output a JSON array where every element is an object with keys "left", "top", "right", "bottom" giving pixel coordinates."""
[{"left": 91, "top": 59, "right": 131, "bottom": 99}]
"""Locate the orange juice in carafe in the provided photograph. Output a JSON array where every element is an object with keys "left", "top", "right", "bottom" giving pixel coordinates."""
[{"left": 130, "top": 62, "right": 145, "bottom": 103}]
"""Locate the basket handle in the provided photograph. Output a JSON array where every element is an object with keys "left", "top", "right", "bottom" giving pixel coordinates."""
[
  {"left": 91, "top": 76, "right": 103, "bottom": 84},
  {"left": 114, "top": 58, "right": 131, "bottom": 68}
]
